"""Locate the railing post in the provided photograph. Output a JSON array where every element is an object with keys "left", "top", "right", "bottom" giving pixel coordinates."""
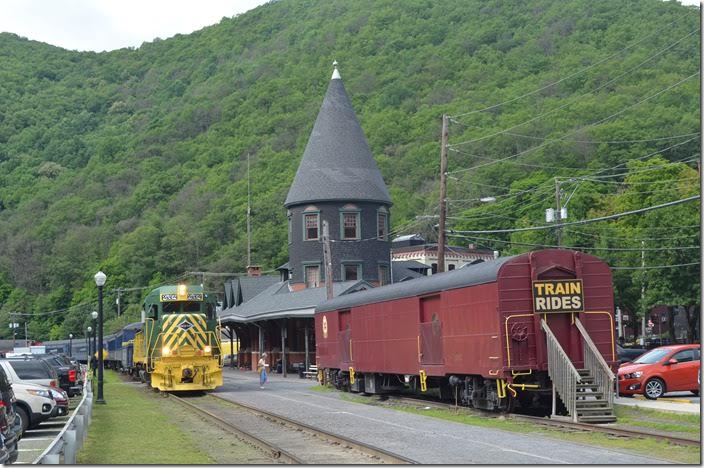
[
  {"left": 44, "top": 454, "right": 61, "bottom": 464},
  {"left": 74, "top": 414, "right": 84, "bottom": 449},
  {"left": 64, "top": 430, "right": 76, "bottom": 464}
]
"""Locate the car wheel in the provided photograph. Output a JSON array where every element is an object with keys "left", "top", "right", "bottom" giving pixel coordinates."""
[
  {"left": 15, "top": 406, "right": 29, "bottom": 433},
  {"left": 644, "top": 378, "right": 666, "bottom": 400}
]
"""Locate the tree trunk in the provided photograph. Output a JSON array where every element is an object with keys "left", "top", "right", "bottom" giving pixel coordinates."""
[
  {"left": 667, "top": 306, "right": 676, "bottom": 343},
  {"left": 685, "top": 305, "right": 700, "bottom": 343}
]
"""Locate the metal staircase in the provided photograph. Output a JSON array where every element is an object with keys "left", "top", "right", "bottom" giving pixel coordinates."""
[{"left": 541, "top": 318, "right": 617, "bottom": 424}]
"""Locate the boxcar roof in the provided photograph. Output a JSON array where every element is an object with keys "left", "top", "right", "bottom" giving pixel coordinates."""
[{"left": 316, "top": 254, "right": 517, "bottom": 313}]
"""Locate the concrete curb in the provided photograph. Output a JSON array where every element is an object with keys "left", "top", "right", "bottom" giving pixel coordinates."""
[{"left": 632, "top": 394, "right": 693, "bottom": 404}]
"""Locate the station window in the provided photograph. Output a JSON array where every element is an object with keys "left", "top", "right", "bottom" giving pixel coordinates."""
[
  {"left": 305, "top": 265, "right": 320, "bottom": 288},
  {"left": 431, "top": 263, "right": 438, "bottom": 275},
  {"left": 342, "top": 263, "right": 361, "bottom": 281},
  {"left": 378, "top": 264, "right": 390, "bottom": 285},
  {"left": 377, "top": 210, "right": 388, "bottom": 240},
  {"left": 304, "top": 213, "right": 319, "bottom": 241},
  {"left": 448, "top": 264, "right": 455, "bottom": 271},
  {"left": 341, "top": 212, "right": 360, "bottom": 240}
]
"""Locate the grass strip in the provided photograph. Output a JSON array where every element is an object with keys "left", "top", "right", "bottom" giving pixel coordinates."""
[{"left": 77, "top": 372, "right": 215, "bottom": 464}]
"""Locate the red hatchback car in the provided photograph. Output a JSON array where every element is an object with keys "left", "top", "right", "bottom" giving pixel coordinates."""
[{"left": 618, "top": 344, "right": 700, "bottom": 399}]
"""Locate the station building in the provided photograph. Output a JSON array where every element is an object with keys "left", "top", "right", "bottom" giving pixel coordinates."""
[{"left": 218, "top": 64, "right": 394, "bottom": 376}]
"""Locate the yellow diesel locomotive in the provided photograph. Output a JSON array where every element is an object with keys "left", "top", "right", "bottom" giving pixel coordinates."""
[{"left": 132, "top": 284, "right": 223, "bottom": 391}]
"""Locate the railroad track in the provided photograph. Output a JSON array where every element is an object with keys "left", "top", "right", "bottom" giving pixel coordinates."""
[
  {"left": 170, "top": 393, "right": 415, "bottom": 464},
  {"left": 384, "top": 395, "right": 699, "bottom": 447}
]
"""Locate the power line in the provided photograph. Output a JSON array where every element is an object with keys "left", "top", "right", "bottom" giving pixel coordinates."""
[
  {"left": 450, "top": 28, "right": 699, "bottom": 144},
  {"left": 450, "top": 12, "right": 695, "bottom": 118},
  {"left": 447, "top": 233, "right": 698, "bottom": 251},
  {"left": 447, "top": 72, "right": 700, "bottom": 174},
  {"left": 448, "top": 195, "right": 700, "bottom": 234}
]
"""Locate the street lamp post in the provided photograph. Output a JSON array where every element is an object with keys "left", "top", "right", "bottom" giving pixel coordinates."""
[
  {"left": 91, "top": 312, "right": 98, "bottom": 372},
  {"left": 94, "top": 271, "right": 107, "bottom": 405},
  {"left": 68, "top": 333, "right": 73, "bottom": 357},
  {"left": 86, "top": 327, "right": 92, "bottom": 366}
]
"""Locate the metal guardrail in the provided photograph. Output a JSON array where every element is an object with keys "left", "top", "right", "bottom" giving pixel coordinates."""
[
  {"left": 541, "top": 319, "right": 581, "bottom": 422},
  {"left": 575, "top": 318, "right": 616, "bottom": 408},
  {"left": 34, "top": 371, "right": 93, "bottom": 464}
]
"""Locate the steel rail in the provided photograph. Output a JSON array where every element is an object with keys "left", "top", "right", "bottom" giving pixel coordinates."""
[
  {"left": 169, "top": 394, "right": 303, "bottom": 464},
  {"left": 207, "top": 393, "right": 416, "bottom": 464},
  {"left": 509, "top": 414, "right": 700, "bottom": 447},
  {"left": 386, "top": 395, "right": 699, "bottom": 447}
]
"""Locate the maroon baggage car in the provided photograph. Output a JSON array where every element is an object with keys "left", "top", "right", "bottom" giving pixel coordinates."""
[{"left": 315, "top": 249, "right": 617, "bottom": 422}]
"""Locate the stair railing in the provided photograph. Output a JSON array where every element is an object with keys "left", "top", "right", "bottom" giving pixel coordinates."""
[
  {"left": 541, "top": 319, "right": 581, "bottom": 422},
  {"left": 575, "top": 318, "right": 616, "bottom": 408}
]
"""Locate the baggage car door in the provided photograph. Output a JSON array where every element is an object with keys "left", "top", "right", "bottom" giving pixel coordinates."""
[
  {"left": 419, "top": 295, "right": 443, "bottom": 365},
  {"left": 338, "top": 310, "right": 352, "bottom": 363}
]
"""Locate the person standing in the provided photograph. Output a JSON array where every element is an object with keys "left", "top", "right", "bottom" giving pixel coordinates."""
[{"left": 258, "top": 352, "right": 269, "bottom": 389}]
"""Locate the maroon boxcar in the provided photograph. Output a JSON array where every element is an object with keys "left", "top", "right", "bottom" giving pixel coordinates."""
[{"left": 315, "top": 249, "right": 617, "bottom": 421}]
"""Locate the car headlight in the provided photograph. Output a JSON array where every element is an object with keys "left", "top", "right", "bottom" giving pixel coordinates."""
[
  {"left": 204, "top": 346, "right": 212, "bottom": 354},
  {"left": 27, "top": 389, "right": 51, "bottom": 398},
  {"left": 162, "top": 346, "right": 170, "bottom": 356},
  {"left": 625, "top": 371, "right": 643, "bottom": 379}
]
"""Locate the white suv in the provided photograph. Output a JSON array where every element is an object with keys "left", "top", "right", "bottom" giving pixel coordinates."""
[{"left": 10, "top": 382, "right": 56, "bottom": 433}]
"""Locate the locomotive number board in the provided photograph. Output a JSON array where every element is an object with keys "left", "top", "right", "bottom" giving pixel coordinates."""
[
  {"left": 532, "top": 279, "right": 583, "bottom": 314},
  {"left": 160, "top": 293, "right": 204, "bottom": 302}
]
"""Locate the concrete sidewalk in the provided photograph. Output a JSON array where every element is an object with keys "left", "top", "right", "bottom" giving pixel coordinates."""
[{"left": 615, "top": 395, "right": 700, "bottom": 414}]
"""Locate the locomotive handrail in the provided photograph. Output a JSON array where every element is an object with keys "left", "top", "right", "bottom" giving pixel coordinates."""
[
  {"left": 541, "top": 319, "right": 581, "bottom": 422},
  {"left": 574, "top": 318, "right": 615, "bottom": 408}
]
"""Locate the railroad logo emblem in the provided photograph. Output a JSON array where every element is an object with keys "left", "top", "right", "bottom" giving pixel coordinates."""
[
  {"left": 322, "top": 315, "right": 328, "bottom": 338},
  {"left": 532, "top": 279, "right": 584, "bottom": 314},
  {"left": 177, "top": 320, "right": 194, "bottom": 331}
]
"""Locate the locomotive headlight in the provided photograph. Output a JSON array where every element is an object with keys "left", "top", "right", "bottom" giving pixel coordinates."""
[
  {"left": 204, "top": 346, "right": 212, "bottom": 355},
  {"left": 162, "top": 346, "right": 171, "bottom": 356}
]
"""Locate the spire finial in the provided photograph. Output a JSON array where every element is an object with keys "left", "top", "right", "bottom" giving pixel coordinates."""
[{"left": 331, "top": 60, "right": 341, "bottom": 80}]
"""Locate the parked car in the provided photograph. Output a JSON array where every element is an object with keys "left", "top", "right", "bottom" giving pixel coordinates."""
[
  {"left": 47, "top": 387, "right": 69, "bottom": 417},
  {"left": 0, "top": 358, "right": 59, "bottom": 389},
  {"left": 618, "top": 344, "right": 701, "bottom": 399},
  {"left": 34, "top": 354, "right": 82, "bottom": 397},
  {"left": 9, "top": 381, "right": 56, "bottom": 433},
  {"left": 0, "top": 365, "right": 20, "bottom": 463},
  {"left": 617, "top": 343, "right": 647, "bottom": 365}
]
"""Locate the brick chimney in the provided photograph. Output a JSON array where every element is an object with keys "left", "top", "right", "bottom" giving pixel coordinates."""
[{"left": 246, "top": 265, "right": 261, "bottom": 277}]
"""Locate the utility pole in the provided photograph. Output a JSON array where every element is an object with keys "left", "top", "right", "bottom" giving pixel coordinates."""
[
  {"left": 116, "top": 288, "right": 122, "bottom": 317},
  {"left": 24, "top": 322, "right": 28, "bottom": 347},
  {"left": 555, "top": 178, "right": 562, "bottom": 247},
  {"left": 640, "top": 240, "right": 646, "bottom": 346},
  {"left": 700, "top": 1, "right": 703, "bottom": 320},
  {"left": 247, "top": 153, "right": 252, "bottom": 268},
  {"left": 437, "top": 114, "right": 449, "bottom": 274},
  {"left": 322, "top": 220, "right": 334, "bottom": 300}
]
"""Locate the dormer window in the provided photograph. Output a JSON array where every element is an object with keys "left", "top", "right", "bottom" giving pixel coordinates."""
[{"left": 303, "top": 206, "right": 320, "bottom": 241}]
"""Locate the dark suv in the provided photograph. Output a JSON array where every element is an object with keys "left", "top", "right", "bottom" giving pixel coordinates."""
[
  {"left": 0, "top": 366, "right": 20, "bottom": 463},
  {"left": 35, "top": 354, "right": 83, "bottom": 397}
]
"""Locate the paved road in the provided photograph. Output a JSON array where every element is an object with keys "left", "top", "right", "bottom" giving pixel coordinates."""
[
  {"left": 14, "top": 414, "right": 69, "bottom": 464},
  {"left": 216, "top": 369, "right": 672, "bottom": 464}
]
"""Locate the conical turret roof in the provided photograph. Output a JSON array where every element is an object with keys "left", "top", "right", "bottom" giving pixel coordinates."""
[{"left": 284, "top": 66, "right": 392, "bottom": 208}]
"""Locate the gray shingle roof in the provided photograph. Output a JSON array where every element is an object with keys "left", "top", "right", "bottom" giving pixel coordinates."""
[
  {"left": 284, "top": 73, "right": 391, "bottom": 207},
  {"left": 219, "top": 280, "right": 373, "bottom": 322}
]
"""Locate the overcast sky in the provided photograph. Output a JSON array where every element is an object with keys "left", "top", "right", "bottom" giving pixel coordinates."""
[
  {"left": 0, "top": 0, "right": 700, "bottom": 53},
  {"left": 0, "top": 0, "right": 268, "bottom": 52}
]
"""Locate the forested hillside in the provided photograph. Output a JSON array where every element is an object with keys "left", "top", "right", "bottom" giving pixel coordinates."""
[{"left": 0, "top": 0, "right": 699, "bottom": 340}]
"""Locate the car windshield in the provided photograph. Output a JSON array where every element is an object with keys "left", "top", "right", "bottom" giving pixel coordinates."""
[{"left": 633, "top": 348, "right": 670, "bottom": 364}]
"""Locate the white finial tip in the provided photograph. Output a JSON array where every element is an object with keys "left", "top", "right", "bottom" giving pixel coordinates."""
[{"left": 331, "top": 60, "right": 341, "bottom": 80}]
